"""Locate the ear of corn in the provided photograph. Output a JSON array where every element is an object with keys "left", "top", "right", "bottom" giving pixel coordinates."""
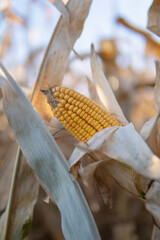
[{"left": 41, "top": 86, "right": 122, "bottom": 142}]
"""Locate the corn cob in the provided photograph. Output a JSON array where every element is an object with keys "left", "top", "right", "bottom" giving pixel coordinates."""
[{"left": 41, "top": 86, "right": 122, "bottom": 142}]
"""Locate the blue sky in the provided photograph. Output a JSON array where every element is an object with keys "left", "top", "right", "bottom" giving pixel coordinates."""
[
  {"left": 1, "top": 0, "right": 156, "bottom": 77},
  {"left": 74, "top": 0, "right": 153, "bottom": 52}
]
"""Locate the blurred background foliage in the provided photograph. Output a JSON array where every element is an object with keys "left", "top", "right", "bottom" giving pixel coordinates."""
[{"left": 0, "top": 0, "right": 159, "bottom": 239}]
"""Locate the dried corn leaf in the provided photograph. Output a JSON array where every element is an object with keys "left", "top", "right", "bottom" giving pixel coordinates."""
[
  {"left": 0, "top": 0, "right": 8, "bottom": 11},
  {"left": 146, "top": 181, "right": 160, "bottom": 228},
  {"left": 141, "top": 61, "right": 160, "bottom": 155},
  {"left": 31, "top": 0, "right": 92, "bottom": 119},
  {"left": 147, "top": 0, "right": 160, "bottom": 37},
  {"left": 0, "top": 30, "right": 11, "bottom": 58},
  {"left": 79, "top": 159, "right": 140, "bottom": 198},
  {"left": 68, "top": 48, "right": 160, "bottom": 202},
  {"left": 90, "top": 44, "right": 128, "bottom": 125},
  {"left": 69, "top": 123, "right": 160, "bottom": 194},
  {"left": 0, "top": 63, "right": 100, "bottom": 240},
  {"left": 0, "top": 150, "right": 39, "bottom": 240},
  {"left": 87, "top": 78, "right": 104, "bottom": 107},
  {"left": 49, "top": 0, "right": 70, "bottom": 26},
  {"left": 151, "top": 226, "right": 160, "bottom": 240},
  {"left": 95, "top": 124, "right": 160, "bottom": 179},
  {"left": 3, "top": 8, "right": 25, "bottom": 25},
  {"left": 0, "top": 143, "right": 17, "bottom": 214}
]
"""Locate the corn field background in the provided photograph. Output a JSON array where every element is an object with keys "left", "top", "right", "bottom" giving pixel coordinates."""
[{"left": 0, "top": 0, "right": 160, "bottom": 239}]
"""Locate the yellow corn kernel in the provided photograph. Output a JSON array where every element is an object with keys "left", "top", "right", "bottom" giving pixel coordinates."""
[
  {"left": 69, "top": 90, "right": 74, "bottom": 97},
  {"left": 68, "top": 111, "right": 73, "bottom": 116},
  {"left": 64, "top": 95, "right": 70, "bottom": 101},
  {"left": 65, "top": 88, "right": 70, "bottom": 95},
  {"left": 79, "top": 102, "right": 84, "bottom": 108},
  {"left": 77, "top": 109, "right": 82, "bottom": 115},
  {"left": 64, "top": 113, "right": 69, "bottom": 119},
  {"left": 55, "top": 112, "right": 61, "bottom": 118},
  {"left": 60, "top": 87, "right": 66, "bottom": 93},
  {"left": 90, "top": 129, "right": 96, "bottom": 136},
  {"left": 80, "top": 111, "right": 85, "bottom": 117},
  {"left": 66, "top": 116, "right": 71, "bottom": 122},
  {"left": 59, "top": 93, "right": 64, "bottom": 99},
  {"left": 58, "top": 103, "right": 63, "bottom": 109},
  {"left": 73, "top": 92, "right": 77, "bottom": 99},
  {"left": 60, "top": 99, "right": 66, "bottom": 105},
  {"left": 72, "top": 122, "right": 76, "bottom": 128},
  {"left": 83, "top": 123, "right": 88, "bottom": 129},
  {"left": 42, "top": 86, "right": 122, "bottom": 142},
  {"left": 73, "top": 107, "right": 78, "bottom": 113},
  {"left": 65, "top": 103, "right": 70, "bottom": 109},
  {"left": 82, "top": 113, "right": 88, "bottom": 119},
  {"left": 88, "top": 117, "right": 93, "bottom": 124},
  {"left": 80, "top": 120, "right": 85, "bottom": 127},
  {"left": 54, "top": 92, "right": 59, "bottom": 97},
  {"left": 77, "top": 118, "right": 82, "bottom": 124},
  {"left": 82, "top": 105, "right": 87, "bottom": 110},
  {"left": 72, "top": 99, "right": 77, "bottom": 105},
  {"left": 69, "top": 105, "right": 74, "bottom": 111},
  {"left": 59, "top": 108, "right": 65, "bottom": 112},
  {"left": 71, "top": 113, "right": 76, "bottom": 119},
  {"left": 69, "top": 119, "right": 74, "bottom": 125},
  {"left": 75, "top": 101, "right": 80, "bottom": 107},
  {"left": 74, "top": 116, "right": 79, "bottom": 122},
  {"left": 68, "top": 97, "right": 74, "bottom": 104}
]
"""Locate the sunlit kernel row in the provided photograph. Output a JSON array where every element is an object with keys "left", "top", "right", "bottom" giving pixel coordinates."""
[{"left": 50, "top": 86, "right": 122, "bottom": 142}]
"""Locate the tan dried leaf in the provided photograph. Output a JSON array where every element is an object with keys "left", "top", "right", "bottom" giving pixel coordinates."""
[
  {"left": 147, "top": 0, "right": 160, "bottom": 36},
  {"left": 146, "top": 181, "right": 160, "bottom": 229},
  {"left": 151, "top": 226, "right": 160, "bottom": 240},
  {"left": 31, "top": 0, "right": 92, "bottom": 119},
  {"left": 0, "top": 151, "right": 39, "bottom": 240},
  {"left": 0, "top": 62, "right": 100, "bottom": 240},
  {"left": 90, "top": 44, "right": 128, "bottom": 125}
]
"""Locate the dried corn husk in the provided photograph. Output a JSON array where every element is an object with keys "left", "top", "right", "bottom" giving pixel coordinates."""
[{"left": 0, "top": 62, "right": 100, "bottom": 240}]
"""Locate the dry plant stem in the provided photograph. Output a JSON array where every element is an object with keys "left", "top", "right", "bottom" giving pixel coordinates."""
[
  {"left": 3, "top": 148, "right": 21, "bottom": 240},
  {"left": 117, "top": 17, "right": 160, "bottom": 48}
]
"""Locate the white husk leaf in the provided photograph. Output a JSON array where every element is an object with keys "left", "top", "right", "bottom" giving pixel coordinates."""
[
  {"left": 90, "top": 44, "right": 128, "bottom": 125},
  {"left": 142, "top": 60, "right": 160, "bottom": 235},
  {"left": 68, "top": 57, "right": 160, "bottom": 203},
  {"left": 0, "top": 63, "right": 100, "bottom": 240},
  {"left": 140, "top": 115, "right": 158, "bottom": 141},
  {"left": 69, "top": 123, "right": 160, "bottom": 180},
  {"left": 87, "top": 78, "right": 104, "bottom": 107},
  {"left": 151, "top": 226, "right": 160, "bottom": 240},
  {"left": 141, "top": 61, "right": 160, "bottom": 141}
]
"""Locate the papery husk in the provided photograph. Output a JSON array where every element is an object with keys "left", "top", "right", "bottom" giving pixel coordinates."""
[
  {"left": 31, "top": 0, "right": 92, "bottom": 120},
  {"left": 147, "top": 0, "right": 160, "bottom": 37},
  {"left": 141, "top": 61, "right": 160, "bottom": 155},
  {"left": 90, "top": 44, "right": 128, "bottom": 125},
  {"left": 0, "top": 150, "right": 39, "bottom": 240},
  {"left": 87, "top": 78, "right": 104, "bottom": 108},
  {"left": 146, "top": 181, "right": 160, "bottom": 229},
  {"left": 140, "top": 61, "right": 160, "bottom": 237},
  {"left": 69, "top": 124, "right": 159, "bottom": 199},
  {"left": 69, "top": 50, "right": 160, "bottom": 206},
  {"left": 151, "top": 226, "right": 160, "bottom": 240},
  {"left": 0, "top": 63, "right": 100, "bottom": 240},
  {"left": 0, "top": 143, "right": 17, "bottom": 214}
]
